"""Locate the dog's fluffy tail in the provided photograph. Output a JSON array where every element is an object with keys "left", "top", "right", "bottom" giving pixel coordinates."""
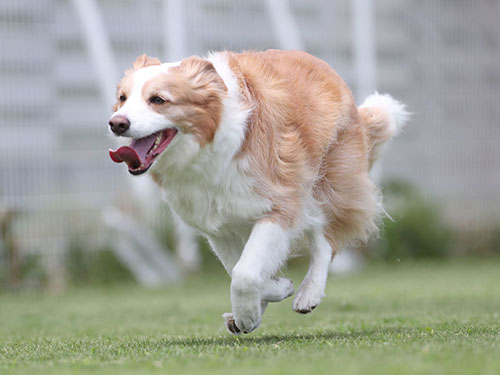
[{"left": 358, "top": 92, "right": 409, "bottom": 168}]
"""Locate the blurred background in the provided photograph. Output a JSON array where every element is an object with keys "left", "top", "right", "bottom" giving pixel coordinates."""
[{"left": 1, "top": 0, "right": 499, "bottom": 291}]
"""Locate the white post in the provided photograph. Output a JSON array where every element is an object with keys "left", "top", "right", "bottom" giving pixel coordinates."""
[
  {"left": 352, "top": 0, "right": 376, "bottom": 103},
  {"left": 264, "top": 0, "right": 304, "bottom": 50},
  {"left": 331, "top": 0, "right": 377, "bottom": 275},
  {"left": 352, "top": 0, "right": 381, "bottom": 182},
  {"left": 72, "top": 0, "right": 184, "bottom": 283},
  {"left": 71, "top": 0, "right": 118, "bottom": 111},
  {"left": 161, "top": 0, "right": 201, "bottom": 272},
  {"left": 163, "top": 0, "right": 188, "bottom": 61}
]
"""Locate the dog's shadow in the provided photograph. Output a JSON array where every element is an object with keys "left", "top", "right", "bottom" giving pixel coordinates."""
[{"left": 165, "top": 327, "right": 409, "bottom": 348}]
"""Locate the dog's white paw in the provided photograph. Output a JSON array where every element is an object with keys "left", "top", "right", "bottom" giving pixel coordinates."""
[
  {"left": 235, "top": 313, "right": 261, "bottom": 334},
  {"left": 262, "top": 277, "right": 295, "bottom": 302},
  {"left": 228, "top": 292, "right": 262, "bottom": 334},
  {"left": 223, "top": 307, "right": 262, "bottom": 335},
  {"left": 233, "top": 297, "right": 262, "bottom": 334},
  {"left": 230, "top": 272, "right": 264, "bottom": 334},
  {"left": 222, "top": 312, "right": 241, "bottom": 335},
  {"left": 292, "top": 282, "right": 324, "bottom": 314}
]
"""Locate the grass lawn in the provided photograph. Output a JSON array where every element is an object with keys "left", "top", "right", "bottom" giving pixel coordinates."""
[{"left": 1, "top": 259, "right": 499, "bottom": 374}]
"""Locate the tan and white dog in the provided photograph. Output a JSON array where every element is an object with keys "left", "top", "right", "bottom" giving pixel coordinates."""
[{"left": 108, "top": 50, "right": 408, "bottom": 334}]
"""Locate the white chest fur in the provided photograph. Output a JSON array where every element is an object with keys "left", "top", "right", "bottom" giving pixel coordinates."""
[
  {"left": 160, "top": 154, "right": 271, "bottom": 234},
  {"left": 154, "top": 52, "right": 272, "bottom": 234}
]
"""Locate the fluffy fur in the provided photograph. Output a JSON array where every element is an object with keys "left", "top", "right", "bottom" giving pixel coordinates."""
[{"left": 109, "top": 50, "right": 408, "bottom": 334}]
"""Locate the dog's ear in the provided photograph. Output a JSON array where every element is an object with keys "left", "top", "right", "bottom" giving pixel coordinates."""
[
  {"left": 180, "top": 56, "right": 227, "bottom": 92},
  {"left": 180, "top": 56, "right": 216, "bottom": 75},
  {"left": 132, "top": 54, "right": 161, "bottom": 70}
]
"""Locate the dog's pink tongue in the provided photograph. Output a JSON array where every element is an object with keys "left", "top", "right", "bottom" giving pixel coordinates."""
[
  {"left": 109, "top": 146, "right": 141, "bottom": 169},
  {"left": 109, "top": 134, "right": 157, "bottom": 170}
]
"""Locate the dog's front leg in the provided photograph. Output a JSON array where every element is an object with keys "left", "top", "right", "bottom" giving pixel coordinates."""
[{"left": 229, "top": 220, "right": 292, "bottom": 334}]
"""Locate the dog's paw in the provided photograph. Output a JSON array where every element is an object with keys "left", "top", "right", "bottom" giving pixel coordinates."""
[
  {"left": 262, "top": 277, "right": 295, "bottom": 302},
  {"left": 230, "top": 273, "right": 263, "bottom": 334},
  {"left": 222, "top": 313, "right": 241, "bottom": 335},
  {"left": 223, "top": 311, "right": 261, "bottom": 334},
  {"left": 234, "top": 310, "right": 261, "bottom": 334},
  {"left": 292, "top": 282, "right": 324, "bottom": 314}
]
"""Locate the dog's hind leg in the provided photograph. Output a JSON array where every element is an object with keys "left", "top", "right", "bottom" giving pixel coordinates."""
[{"left": 292, "top": 227, "right": 332, "bottom": 314}]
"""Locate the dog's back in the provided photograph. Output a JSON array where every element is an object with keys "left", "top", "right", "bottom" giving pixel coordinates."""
[{"left": 221, "top": 50, "right": 407, "bottom": 252}]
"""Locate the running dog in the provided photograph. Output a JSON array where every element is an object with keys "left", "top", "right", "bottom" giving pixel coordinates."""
[{"left": 108, "top": 50, "right": 408, "bottom": 334}]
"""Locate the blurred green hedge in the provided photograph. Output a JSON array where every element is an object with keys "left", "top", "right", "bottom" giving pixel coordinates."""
[
  {"left": 369, "top": 180, "right": 454, "bottom": 260},
  {"left": 2, "top": 180, "right": 500, "bottom": 291}
]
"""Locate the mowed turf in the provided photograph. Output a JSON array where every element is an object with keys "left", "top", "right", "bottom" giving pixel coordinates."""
[{"left": 1, "top": 260, "right": 499, "bottom": 375}]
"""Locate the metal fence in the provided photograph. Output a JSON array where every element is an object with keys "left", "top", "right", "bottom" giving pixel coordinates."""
[{"left": 0, "top": 0, "right": 499, "bottom": 267}]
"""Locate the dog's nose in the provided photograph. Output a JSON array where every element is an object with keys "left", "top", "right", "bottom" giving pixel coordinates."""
[{"left": 109, "top": 115, "right": 130, "bottom": 135}]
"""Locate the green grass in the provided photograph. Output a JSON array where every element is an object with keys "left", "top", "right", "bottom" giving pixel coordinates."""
[{"left": 1, "top": 260, "right": 500, "bottom": 375}]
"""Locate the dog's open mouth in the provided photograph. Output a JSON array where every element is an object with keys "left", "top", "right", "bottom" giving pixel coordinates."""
[{"left": 109, "top": 128, "right": 177, "bottom": 175}]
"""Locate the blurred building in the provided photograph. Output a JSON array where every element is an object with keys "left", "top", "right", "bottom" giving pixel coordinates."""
[{"left": 0, "top": 0, "right": 499, "bottom": 263}]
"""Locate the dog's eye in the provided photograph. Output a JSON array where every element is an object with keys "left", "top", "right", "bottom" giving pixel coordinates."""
[
  {"left": 149, "top": 96, "right": 166, "bottom": 105},
  {"left": 119, "top": 95, "right": 127, "bottom": 102}
]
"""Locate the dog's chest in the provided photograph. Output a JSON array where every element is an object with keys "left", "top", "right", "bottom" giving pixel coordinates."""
[{"left": 160, "top": 161, "right": 271, "bottom": 234}]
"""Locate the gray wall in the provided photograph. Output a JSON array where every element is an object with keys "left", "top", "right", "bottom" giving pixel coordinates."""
[{"left": 0, "top": 0, "right": 499, "bottom": 258}]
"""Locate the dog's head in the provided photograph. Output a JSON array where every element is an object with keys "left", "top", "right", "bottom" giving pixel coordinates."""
[{"left": 108, "top": 54, "right": 227, "bottom": 175}]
